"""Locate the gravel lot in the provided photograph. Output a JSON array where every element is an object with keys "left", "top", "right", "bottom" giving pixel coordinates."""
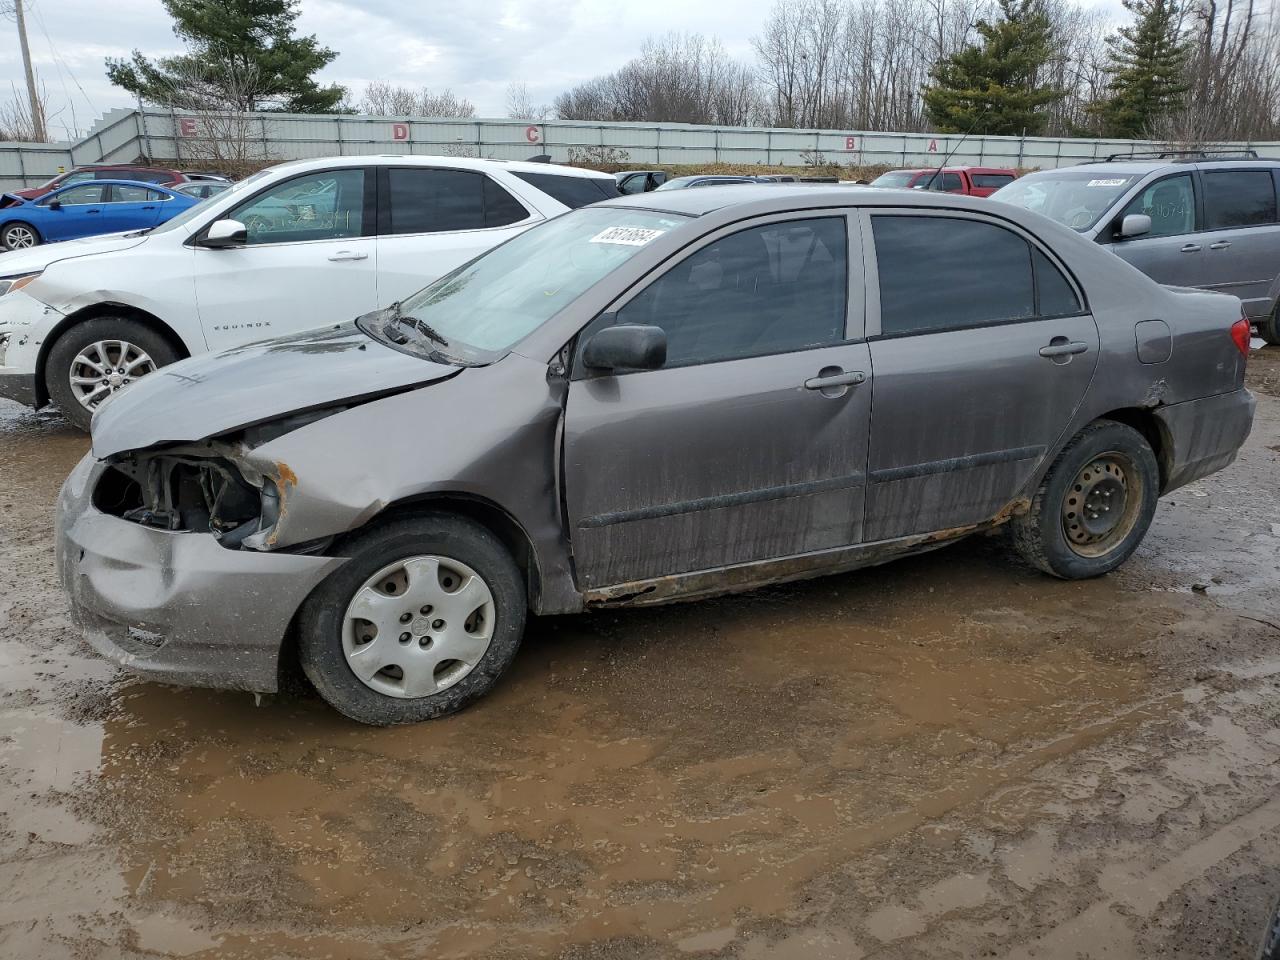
[{"left": 1, "top": 349, "right": 1278, "bottom": 960}]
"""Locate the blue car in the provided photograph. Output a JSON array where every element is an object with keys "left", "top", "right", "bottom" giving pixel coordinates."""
[{"left": 0, "top": 179, "right": 199, "bottom": 250}]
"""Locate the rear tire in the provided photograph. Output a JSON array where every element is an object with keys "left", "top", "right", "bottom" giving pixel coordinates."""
[
  {"left": 1, "top": 221, "right": 40, "bottom": 250},
  {"left": 45, "top": 316, "right": 181, "bottom": 432},
  {"left": 298, "top": 514, "right": 527, "bottom": 725},
  {"left": 1010, "top": 421, "right": 1159, "bottom": 579},
  {"left": 1258, "top": 305, "right": 1280, "bottom": 346}
]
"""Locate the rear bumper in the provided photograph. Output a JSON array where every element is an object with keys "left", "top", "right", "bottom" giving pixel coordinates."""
[
  {"left": 56, "top": 454, "right": 345, "bottom": 693},
  {"left": 1154, "top": 387, "right": 1256, "bottom": 493}
]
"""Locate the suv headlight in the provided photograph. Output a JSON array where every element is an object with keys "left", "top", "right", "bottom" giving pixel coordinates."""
[{"left": 0, "top": 271, "right": 41, "bottom": 297}]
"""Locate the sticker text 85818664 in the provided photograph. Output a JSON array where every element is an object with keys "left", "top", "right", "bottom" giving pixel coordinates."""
[{"left": 589, "top": 226, "right": 666, "bottom": 246}]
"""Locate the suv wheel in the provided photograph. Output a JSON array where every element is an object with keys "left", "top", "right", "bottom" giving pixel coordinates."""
[
  {"left": 1, "top": 221, "right": 40, "bottom": 250},
  {"left": 1010, "top": 421, "right": 1159, "bottom": 579},
  {"left": 45, "top": 316, "right": 181, "bottom": 432},
  {"left": 1258, "top": 305, "right": 1280, "bottom": 346},
  {"left": 298, "top": 514, "right": 527, "bottom": 725}
]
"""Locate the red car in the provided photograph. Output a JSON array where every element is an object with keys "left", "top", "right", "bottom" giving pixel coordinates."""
[
  {"left": 868, "top": 166, "right": 1017, "bottom": 197},
  {"left": 6, "top": 164, "right": 190, "bottom": 202}
]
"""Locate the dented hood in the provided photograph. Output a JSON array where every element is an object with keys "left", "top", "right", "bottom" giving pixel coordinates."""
[
  {"left": 0, "top": 230, "right": 152, "bottom": 276},
  {"left": 91, "top": 324, "right": 459, "bottom": 459}
]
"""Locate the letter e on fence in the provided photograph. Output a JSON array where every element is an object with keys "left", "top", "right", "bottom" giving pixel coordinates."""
[
  {"left": 178, "top": 118, "right": 197, "bottom": 138},
  {"left": 845, "top": 136, "right": 857, "bottom": 150},
  {"left": 392, "top": 123, "right": 409, "bottom": 141}
]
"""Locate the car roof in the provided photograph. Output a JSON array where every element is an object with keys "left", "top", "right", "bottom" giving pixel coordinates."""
[
  {"left": 52, "top": 178, "right": 180, "bottom": 192},
  {"left": 599, "top": 182, "right": 1009, "bottom": 217},
  {"left": 256, "top": 154, "right": 615, "bottom": 181},
  {"left": 1029, "top": 158, "right": 1280, "bottom": 177}
]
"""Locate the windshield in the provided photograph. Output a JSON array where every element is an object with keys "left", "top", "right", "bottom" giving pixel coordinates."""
[
  {"left": 367, "top": 207, "right": 689, "bottom": 360},
  {"left": 992, "top": 171, "right": 1142, "bottom": 231},
  {"left": 147, "top": 167, "right": 275, "bottom": 235},
  {"left": 869, "top": 171, "right": 919, "bottom": 188}
]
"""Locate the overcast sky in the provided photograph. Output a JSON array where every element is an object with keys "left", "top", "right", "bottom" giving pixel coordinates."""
[{"left": 2, "top": 0, "right": 1118, "bottom": 142}]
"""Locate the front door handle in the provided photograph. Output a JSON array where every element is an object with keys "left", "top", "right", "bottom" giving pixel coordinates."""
[
  {"left": 1208, "top": 240, "right": 1232, "bottom": 250},
  {"left": 328, "top": 250, "right": 368, "bottom": 262},
  {"left": 1180, "top": 243, "right": 1202, "bottom": 253},
  {"left": 1039, "top": 338, "right": 1089, "bottom": 360},
  {"left": 804, "top": 368, "right": 866, "bottom": 397}
]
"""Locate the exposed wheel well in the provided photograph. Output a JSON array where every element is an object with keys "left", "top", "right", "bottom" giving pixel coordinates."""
[
  {"left": 1093, "top": 408, "right": 1172, "bottom": 490},
  {"left": 34, "top": 304, "right": 190, "bottom": 408}
]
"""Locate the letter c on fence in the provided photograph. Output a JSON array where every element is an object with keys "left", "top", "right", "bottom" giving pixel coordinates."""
[
  {"left": 845, "top": 136, "right": 857, "bottom": 150},
  {"left": 526, "top": 125, "right": 541, "bottom": 144},
  {"left": 392, "top": 123, "right": 409, "bottom": 141},
  {"left": 178, "top": 118, "right": 197, "bottom": 138}
]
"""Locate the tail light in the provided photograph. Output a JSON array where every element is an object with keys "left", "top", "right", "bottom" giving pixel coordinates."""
[{"left": 1231, "top": 315, "right": 1251, "bottom": 358}]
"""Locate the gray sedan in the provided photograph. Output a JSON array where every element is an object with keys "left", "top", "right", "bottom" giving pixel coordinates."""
[{"left": 57, "top": 186, "right": 1256, "bottom": 724}]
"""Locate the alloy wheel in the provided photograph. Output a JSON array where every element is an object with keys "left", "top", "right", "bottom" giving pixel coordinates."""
[
  {"left": 4, "top": 225, "right": 36, "bottom": 249},
  {"left": 68, "top": 340, "right": 157, "bottom": 412},
  {"left": 342, "top": 555, "right": 496, "bottom": 699}
]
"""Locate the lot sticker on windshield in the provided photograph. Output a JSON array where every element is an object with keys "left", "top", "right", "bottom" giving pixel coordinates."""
[
  {"left": 1087, "top": 178, "right": 1129, "bottom": 187},
  {"left": 589, "top": 226, "right": 666, "bottom": 246}
]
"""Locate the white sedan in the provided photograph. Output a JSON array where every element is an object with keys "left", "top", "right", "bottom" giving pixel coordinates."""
[{"left": 0, "top": 155, "right": 619, "bottom": 429}]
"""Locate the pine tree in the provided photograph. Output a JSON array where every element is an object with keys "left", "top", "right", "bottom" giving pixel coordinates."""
[
  {"left": 1091, "top": 0, "right": 1191, "bottom": 138},
  {"left": 106, "top": 0, "right": 344, "bottom": 113},
  {"left": 922, "top": 0, "right": 1065, "bottom": 136}
]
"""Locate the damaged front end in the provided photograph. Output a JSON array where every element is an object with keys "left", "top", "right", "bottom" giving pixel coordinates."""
[{"left": 93, "top": 411, "right": 336, "bottom": 553}]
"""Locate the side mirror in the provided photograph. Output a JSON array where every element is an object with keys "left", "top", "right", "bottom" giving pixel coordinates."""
[
  {"left": 202, "top": 218, "right": 248, "bottom": 248},
  {"left": 48, "top": 199, "right": 61, "bottom": 210},
  {"left": 1119, "top": 213, "right": 1152, "bottom": 239},
  {"left": 582, "top": 324, "right": 667, "bottom": 372}
]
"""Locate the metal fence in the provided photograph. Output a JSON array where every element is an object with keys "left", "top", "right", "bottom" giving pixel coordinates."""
[{"left": 2, "top": 107, "right": 1278, "bottom": 189}]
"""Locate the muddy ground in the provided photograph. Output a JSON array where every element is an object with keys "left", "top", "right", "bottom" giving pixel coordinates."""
[{"left": 1, "top": 351, "right": 1279, "bottom": 960}]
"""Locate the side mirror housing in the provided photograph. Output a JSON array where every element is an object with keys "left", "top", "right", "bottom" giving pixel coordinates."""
[
  {"left": 202, "top": 218, "right": 248, "bottom": 248},
  {"left": 582, "top": 324, "right": 667, "bottom": 372},
  {"left": 1119, "top": 213, "right": 1151, "bottom": 239},
  {"left": 48, "top": 199, "right": 62, "bottom": 210}
]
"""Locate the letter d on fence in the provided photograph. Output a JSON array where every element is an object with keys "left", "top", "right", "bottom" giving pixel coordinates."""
[{"left": 392, "top": 123, "right": 409, "bottom": 141}]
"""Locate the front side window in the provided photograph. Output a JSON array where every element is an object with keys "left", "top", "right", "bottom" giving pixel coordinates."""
[
  {"left": 386, "top": 168, "right": 528, "bottom": 234},
  {"left": 47, "top": 184, "right": 106, "bottom": 206},
  {"left": 60, "top": 171, "right": 95, "bottom": 186},
  {"left": 230, "top": 169, "right": 364, "bottom": 245},
  {"left": 940, "top": 172, "right": 963, "bottom": 192},
  {"left": 1119, "top": 174, "right": 1195, "bottom": 237},
  {"left": 1203, "top": 170, "right": 1277, "bottom": 228},
  {"left": 874, "top": 215, "right": 1041, "bottom": 335},
  {"left": 617, "top": 174, "right": 647, "bottom": 195},
  {"left": 617, "top": 217, "right": 848, "bottom": 367}
]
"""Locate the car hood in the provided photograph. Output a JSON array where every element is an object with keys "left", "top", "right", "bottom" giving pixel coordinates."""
[
  {"left": 0, "top": 230, "right": 152, "bottom": 276},
  {"left": 91, "top": 323, "right": 461, "bottom": 459}
]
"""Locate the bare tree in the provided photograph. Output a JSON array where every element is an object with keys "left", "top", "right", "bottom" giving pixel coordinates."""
[
  {"left": 147, "top": 60, "right": 274, "bottom": 168},
  {"left": 359, "top": 81, "right": 476, "bottom": 118},
  {"left": 506, "top": 82, "right": 551, "bottom": 120},
  {"left": 0, "top": 80, "right": 54, "bottom": 142}
]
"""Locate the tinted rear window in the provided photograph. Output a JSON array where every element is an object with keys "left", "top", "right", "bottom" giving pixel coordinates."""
[
  {"left": 1203, "top": 170, "right": 1277, "bottom": 228},
  {"left": 514, "top": 172, "right": 620, "bottom": 208},
  {"left": 387, "top": 169, "right": 528, "bottom": 234},
  {"left": 973, "top": 173, "right": 1015, "bottom": 188}
]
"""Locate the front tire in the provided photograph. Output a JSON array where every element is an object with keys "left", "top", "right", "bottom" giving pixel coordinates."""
[
  {"left": 1, "top": 221, "right": 40, "bottom": 250},
  {"left": 298, "top": 514, "right": 527, "bottom": 725},
  {"left": 45, "top": 316, "right": 181, "bottom": 431},
  {"left": 1010, "top": 421, "right": 1159, "bottom": 579}
]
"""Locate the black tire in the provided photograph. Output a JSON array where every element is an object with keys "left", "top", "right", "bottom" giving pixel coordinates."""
[
  {"left": 298, "top": 513, "right": 526, "bottom": 725},
  {"left": 1010, "top": 420, "right": 1159, "bottom": 579},
  {"left": 1258, "top": 305, "right": 1280, "bottom": 346},
  {"left": 1, "top": 221, "right": 41, "bottom": 250},
  {"left": 45, "top": 316, "right": 181, "bottom": 432}
]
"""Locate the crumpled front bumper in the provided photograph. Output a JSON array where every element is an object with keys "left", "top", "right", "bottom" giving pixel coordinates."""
[
  {"left": 55, "top": 453, "right": 346, "bottom": 693},
  {"left": 0, "top": 290, "right": 65, "bottom": 407}
]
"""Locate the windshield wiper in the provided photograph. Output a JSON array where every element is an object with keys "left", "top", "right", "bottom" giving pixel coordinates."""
[{"left": 384, "top": 301, "right": 449, "bottom": 347}]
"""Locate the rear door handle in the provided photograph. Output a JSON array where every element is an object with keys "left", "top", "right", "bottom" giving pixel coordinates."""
[
  {"left": 1208, "top": 240, "right": 1232, "bottom": 250},
  {"left": 327, "top": 250, "right": 368, "bottom": 261},
  {"left": 1180, "top": 243, "right": 1201, "bottom": 253},
  {"left": 1039, "top": 340, "right": 1089, "bottom": 359},
  {"left": 804, "top": 369, "right": 866, "bottom": 390}
]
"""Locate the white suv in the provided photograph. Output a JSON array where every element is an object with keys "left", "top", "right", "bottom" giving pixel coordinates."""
[{"left": 0, "top": 155, "right": 619, "bottom": 429}]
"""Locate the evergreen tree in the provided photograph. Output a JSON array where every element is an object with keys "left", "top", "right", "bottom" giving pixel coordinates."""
[
  {"left": 106, "top": 0, "right": 343, "bottom": 113},
  {"left": 923, "top": 0, "right": 1065, "bottom": 136},
  {"left": 1091, "top": 0, "right": 1191, "bottom": 138}
]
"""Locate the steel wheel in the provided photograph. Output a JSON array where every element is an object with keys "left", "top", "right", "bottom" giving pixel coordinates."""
[
  {"left": 68, "top": 339, "right": 158, "bottom": 413},
  {"left": 1060, "top": 452, "right": 1144, "bottom": 558},
  {"left": 3, "top": 224, "right": 37, "bottom": 249},
  {"left": 342, "top": 555, "right": 496, "bottom": 699}
]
